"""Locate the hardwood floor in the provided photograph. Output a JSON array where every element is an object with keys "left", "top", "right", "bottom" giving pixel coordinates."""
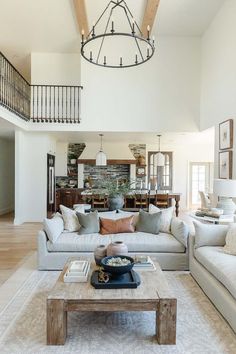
[{"left": 0, "top": 213, "right": 42, "bottom": 286}]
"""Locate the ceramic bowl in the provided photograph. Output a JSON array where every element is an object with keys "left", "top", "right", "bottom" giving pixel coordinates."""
[{"left": 101, "top": 255, "right": 134, "bottom": 276}]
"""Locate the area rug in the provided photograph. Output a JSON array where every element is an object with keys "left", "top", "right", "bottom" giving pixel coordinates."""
[{"left": 0, "top": 254, "right": 235, "bottom": 354}]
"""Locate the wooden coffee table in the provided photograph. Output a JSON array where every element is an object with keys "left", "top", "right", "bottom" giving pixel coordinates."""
[{"left": 47, "top": 260, "right": 177, "bottom": 346}]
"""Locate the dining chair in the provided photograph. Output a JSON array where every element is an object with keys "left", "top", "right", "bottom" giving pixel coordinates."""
[
  {"left": 134, "top": 193, "right": 149, "bottom": 209},
  {"left": 91, "top": 195, "right": 107, "bottom": 209},
  {"left": 154, "top": 193, "right": 169, "bottom": 208},
  {"left": 199, "top": 191, "right": 211, "bottom": 209}
]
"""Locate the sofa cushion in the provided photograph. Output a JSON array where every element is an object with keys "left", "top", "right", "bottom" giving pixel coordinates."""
[
  {"left": 223, "top": 223, "right": 236, "bottom": 255},
  {"left": 100, "top": 216, "right": 135, "bottom": 235},
  {"left": 43, "top": 215, "right": 64, "bottom": 243},
  {"left": 136, "top": 209, "right": 162, "bottom": 234},
  {"left": 47, "top": 231, "right": 185, "bottom": 253},
  {"left": 77, "top": 211, "right": 100, "bottom": 235},
  {"left": 60, "top": 205, "right": 81, "bottom": 232},
  {"left": 193, "top": 221, "right": 228, "bottom": 248},
  {"left": 171, "top": 217, "right": 189, "bottom": 247},
  {"left": 194, "top": 246, "right": 236, "bottom": 300},
  {"left": 149, "top": 204, "right": 174, "bottom": 233}
]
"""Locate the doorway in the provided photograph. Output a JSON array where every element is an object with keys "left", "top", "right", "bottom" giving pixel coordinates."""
[{"left": 189, "top": 162, "right": 214, "bottom": 209}]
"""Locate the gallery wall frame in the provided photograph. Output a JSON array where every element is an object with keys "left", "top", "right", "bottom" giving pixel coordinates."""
[
  {"left": 219, "top": 119, "right": 233, "bottom": 150},
  {"left": 219, "top": 150, "right": 232, "bottom": 179}
]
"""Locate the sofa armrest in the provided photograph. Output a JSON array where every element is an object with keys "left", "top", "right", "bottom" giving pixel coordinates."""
[
  {"left": 38, "top": 230, "right": 48, "bottom": 256},
  {"left": 170, "top": 217, "right": 189, "bottom": 248}
]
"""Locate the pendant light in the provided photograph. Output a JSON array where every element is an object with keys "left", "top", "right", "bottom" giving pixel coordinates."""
[
  {"left": 156, "top": 135, "right": 165, "bottom": 167},
  {"left": 96, "top": 134, "right": 107, "bottom": 166}
]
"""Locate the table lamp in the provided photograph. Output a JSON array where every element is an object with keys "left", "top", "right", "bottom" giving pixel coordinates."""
[{"left": 213, "top": 179, "right": 236, "bottom": 215}]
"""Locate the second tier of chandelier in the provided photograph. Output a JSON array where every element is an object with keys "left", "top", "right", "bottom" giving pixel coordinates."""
[{"left": 81, "top": 0, "right": 155, "bottom": 68}]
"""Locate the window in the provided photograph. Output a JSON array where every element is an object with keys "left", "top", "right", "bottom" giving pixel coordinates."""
[
  {"left": 189, "top": 162, "right": 214, "bottom": 207},
  {"left": 148, "top": 152, "right": 173, "bottom": 190}
]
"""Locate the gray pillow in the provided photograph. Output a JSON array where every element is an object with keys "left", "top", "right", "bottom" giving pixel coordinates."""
[
  {"left": 171, "top": 217, "right": 189, "bottom": 247},
  {"left": 193, "top": 221, "right": 228, "bottom": 248},
  {"left": 76, "top": 211, "right": 100, "bottom": 235},
  {"left": 136, "top": 209, "right": 162, "bottom": 234}
]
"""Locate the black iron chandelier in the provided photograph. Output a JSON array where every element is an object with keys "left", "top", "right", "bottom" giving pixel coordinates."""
[{"left": 81, "top": 0, "right": 155, "bottom": 68}]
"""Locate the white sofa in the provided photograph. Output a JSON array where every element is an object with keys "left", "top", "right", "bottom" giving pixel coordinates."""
[
  {"left": 38, "top": 212, "right": 189, "bottom": 271},
  {"left": 189, "top": 222, "right": 236, "bottom": 333}
]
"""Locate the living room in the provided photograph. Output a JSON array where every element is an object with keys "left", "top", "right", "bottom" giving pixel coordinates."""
[{"left": 0, "top": 0, "right": 236, "bottom": 352}]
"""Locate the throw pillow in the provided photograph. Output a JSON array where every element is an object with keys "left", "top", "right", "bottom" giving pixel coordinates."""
[
  {"left": 193, "top": 221, "right": 228, "bottom": 248},
  {"left": 223, "top": 223, "right": 236, "bottom": 255},
  {"left": 100, "top": 216, "right": 135, "bottom": 235},
  {"left": 77, "top": 211, "right": 100, "bottom": 235},
  {"left": 149, "top": 204, "right": 174, "bottom": 233},
  {"left": 60, "top": 204, "right": 81, "bottom": 232},
  {"left": 43, "top": 215, "right": 64, "bottom": 243},
  {"left": 170, "top": 217, "right": 189, "bottom": 247},
  {"left": 136, "top": 209, "right": 162, "bottom": 234}
]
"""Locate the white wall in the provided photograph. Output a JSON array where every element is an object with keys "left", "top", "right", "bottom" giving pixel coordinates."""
[
  {"left": 201, "top": 0, "right": 236, "bottom": 130},
  {"left": 80, "top": 36, "right": 201, "bottom": 132},
  {"left": 14, "top": 131, "right": 56, "bottom": 224},
  {"left": 31, "top": 53, "right": 81, "bottom": 85},
  {"left": 0, "top": 138, "right": 15, "bottom": 215},
  {"left": 146, "top": 140, "right": 214, "bottom": 209}
]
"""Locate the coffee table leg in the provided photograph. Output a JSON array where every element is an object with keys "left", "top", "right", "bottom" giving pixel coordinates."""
[
  {"left": 156, "top": 299, "right": 177, "bottom": 345},
  {"left": 47, "top": 299, "right": 67, "bottom": 345}
]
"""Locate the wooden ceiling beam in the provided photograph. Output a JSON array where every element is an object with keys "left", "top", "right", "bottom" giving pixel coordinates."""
[
  {"left": 73, "top": 0, "right": 89, "bottom": 37},
  {"left": 141, "top": 0, "right": 160, "bottom": 37}
]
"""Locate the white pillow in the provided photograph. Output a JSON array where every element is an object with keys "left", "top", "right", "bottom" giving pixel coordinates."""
[
  {"left": 193, "top": 221, "right": 228, "bottom": 249},
  {"left": 171, "top": 217, "right": 189, "bottom": 247},
  {"left": 60, "top": 205, "right": 82, "bottom": 232},
  {"left": 149, "top": 204, "right": 174, "bottom": 233},
  {"left": 223, "top": 223, "right": 236, "bottom": 255},
  {"left": 43, "top": 215, "right": 64, "bottom": 243}
]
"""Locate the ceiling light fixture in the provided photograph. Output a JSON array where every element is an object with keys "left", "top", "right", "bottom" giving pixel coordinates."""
[
  {"left": 96, "top": 134, "right": 107, "bottom": 166},
  {"left": 81, "top": 0, "right": 155, "bottom": 68},
  {"left": 156, "top": 135, "right": 165, "bottom": 167}
]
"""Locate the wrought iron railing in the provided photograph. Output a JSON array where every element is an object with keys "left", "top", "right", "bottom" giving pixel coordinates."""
[
  {"left": 31, "top": 85, "right": 82, "bottom": 123},
  {"left": 0, "top": 52, "right": 83, "bottom": 123},
  {"left": 0, "top": 52, "right": 31, "bottom": 121}
]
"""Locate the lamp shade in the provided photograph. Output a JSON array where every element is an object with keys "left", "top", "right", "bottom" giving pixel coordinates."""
[
  {"left": 213, "top": 179, "right": 236, "bottom": 198},
  {"left": 156, "top": 152, "right": 165, "bottom": 167},
  {"left": 96, "top": 150, "right": 107, "bottom": 166}
]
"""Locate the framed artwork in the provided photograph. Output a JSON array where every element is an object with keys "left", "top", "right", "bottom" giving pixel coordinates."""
[
  {"left": 219, "top": 151, "right": 232, "bottom": 179},
  {"left": 219, "top": 119, "right": 233, "bottom": 150},
  {"left": 136, "top": 167, "right": 146, "bottom": 176}
]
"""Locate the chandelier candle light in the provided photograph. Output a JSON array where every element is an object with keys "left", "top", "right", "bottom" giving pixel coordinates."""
[
  {"left": 96, "top": 134, "right": 107, "bottom": 166},
  {"left": 81, "top": 0, "right": 155, "bottom": 68},
  {"left": 156, "top": 135, "right": 165, "bottom": 167}
]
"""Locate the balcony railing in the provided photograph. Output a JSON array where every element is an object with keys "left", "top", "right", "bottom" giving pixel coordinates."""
[{"left": 0, "top": 52, "right": 83, "bottom": 123}]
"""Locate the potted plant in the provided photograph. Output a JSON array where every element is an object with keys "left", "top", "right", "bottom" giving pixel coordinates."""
[
  {"left": 95, "top": 178, "right": 134, "bottom": 211},
  {"left": 69, "top": 153, "right": 77, "bottom": 165}
]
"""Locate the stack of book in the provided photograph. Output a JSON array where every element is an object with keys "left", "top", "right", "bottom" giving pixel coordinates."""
[
  {"left": 64, "top": 260, "right": 90, "bottom": 283},
  {"left": 133, "top": 256, "right": 156, "bottom": 271}
]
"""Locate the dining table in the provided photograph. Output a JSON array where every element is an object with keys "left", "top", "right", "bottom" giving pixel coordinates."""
[{"left": 81, "top": 190, "right": 181, "bottom": 217}]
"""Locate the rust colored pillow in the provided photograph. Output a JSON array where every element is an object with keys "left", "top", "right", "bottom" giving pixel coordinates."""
[{"left": 100, "top": 216, "right": 135, "bottom": 235}]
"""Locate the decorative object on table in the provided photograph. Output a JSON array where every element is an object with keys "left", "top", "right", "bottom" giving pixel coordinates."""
[
  {"left": 64, "top": 260, "right": 90, "bottom": 283},
  {"left": 101, "top": 255, "right": 134, "bottom": 277},
  {"left": 91, "top": 268, "right": 140, "bottom": 289},
  {"left": 100, "top": 215, "right": 135, "bottom": 235},
  {"left": 133, "top": 255, "right": 156, "bottom": 271},
  {"left": 156, "top": 135, "right": 165, "bottom": 167},
  {"left": 219, "top": 119, "right": 233, "bottom": 150},
  {"left": 80, "top": 0, "right": 155, "bottom": 69},
  {"left": 94, "top": 245, "right": 107, "bottom": 265},
  {"left": 96, "top": 134, "right": 107, "bottom": 166},
  {"left": 106, "top": 241, "right": 128, "bottom": 257},
  {"left": 213, "top": 179, "right": 236, "bottom": 215},
  {"left": 195, "top": 208, "right": 224, "bottom": 218},
  {"left": 219, "top": 151, "right": 233, "bottom": 179}
]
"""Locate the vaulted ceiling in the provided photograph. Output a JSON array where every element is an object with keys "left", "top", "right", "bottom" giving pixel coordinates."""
[{"left": 0, "top": 0, "right": 225, "bottom": 80}]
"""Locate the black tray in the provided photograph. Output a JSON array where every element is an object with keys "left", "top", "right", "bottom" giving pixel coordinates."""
[{"left": 91, "top": 270, "right": 141, "bottom": 289}]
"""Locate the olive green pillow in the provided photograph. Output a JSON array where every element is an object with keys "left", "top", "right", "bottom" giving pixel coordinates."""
[
  {"left": 76, "top": 211, "right": 100, "bottom": 234},
  {"left": 136, "top": 209, "right": 162, "bottom": 234}
]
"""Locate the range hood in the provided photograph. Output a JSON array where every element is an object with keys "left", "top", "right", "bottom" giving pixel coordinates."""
[{"left": 78, "top": 142, "right": 136, "bottom": 164}]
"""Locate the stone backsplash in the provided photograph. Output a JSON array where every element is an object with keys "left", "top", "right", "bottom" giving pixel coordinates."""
[{"left": 84, "top": 164, "right": 130, "bottom": 187}]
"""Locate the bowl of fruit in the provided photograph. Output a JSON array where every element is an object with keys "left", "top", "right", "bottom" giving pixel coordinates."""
[{"left": 101, "top": 255, "right": 134, "bottom": 276}]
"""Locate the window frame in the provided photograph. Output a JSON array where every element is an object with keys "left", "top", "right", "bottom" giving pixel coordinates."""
[{"left": 148, "top": 151, "right": 173, "bottom": 191}]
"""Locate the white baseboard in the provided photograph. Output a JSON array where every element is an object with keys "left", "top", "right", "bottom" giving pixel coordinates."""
[{"left": 0, "top": 206, "right": 14, "bottom": 216}]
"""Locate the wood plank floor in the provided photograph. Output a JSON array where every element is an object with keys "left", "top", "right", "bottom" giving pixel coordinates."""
[{"left": 0, "top": 213, "right": 42, "bottom": 286}]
